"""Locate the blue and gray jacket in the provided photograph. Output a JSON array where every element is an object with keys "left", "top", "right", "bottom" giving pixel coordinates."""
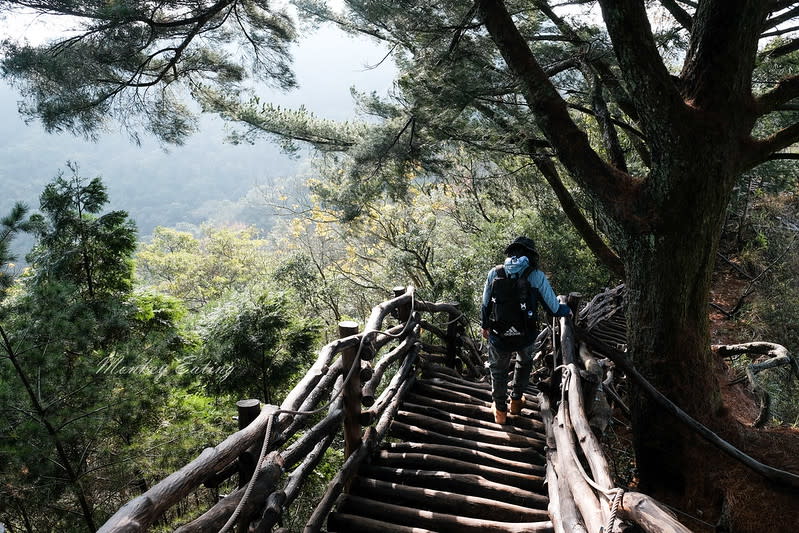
[{"left": 480, "top": 255, "right": 571, "bottom": 350}]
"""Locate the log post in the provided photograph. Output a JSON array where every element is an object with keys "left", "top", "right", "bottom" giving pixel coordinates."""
[
  {"left": 236, "top": 399, "right": 261, "bottom": 489},
  {"left": 393, "top": 286, "right": 412, "bottom": 323},
  {"left": 559, "top": 296, "right": 578, "bottom": 366},
  {"left": 445, "top": 306, "right": 461, "bottom": 369},
  {"left": 339, "top": 321, "right": 362, "bottom": 460},
  {"left": 566, "top": 292, "right": 581, "bottom": 318}
]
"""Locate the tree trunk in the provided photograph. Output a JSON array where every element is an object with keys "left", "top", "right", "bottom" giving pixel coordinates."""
[{"left": 622, "top": 160, "right": 733, "bottom": 502}]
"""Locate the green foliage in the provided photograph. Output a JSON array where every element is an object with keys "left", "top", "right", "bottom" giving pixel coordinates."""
[
  {"left": 198, "top": 291, "right": 321, "bottom": 404},
  {"left": 1, "top": 0, "right": 297, "bottom": 144},
  {"left": 136, "top": 224, "right": 271, "bottom": 309},
  {"left": 26, "top": 163, "right": 137, "bottom": 299},
  {"left": 0, "top": 173, "right": 203, "bottom": 532},
  {"left": 0, "top": 202, "right": 30, "bottom": 300},
  {"left": 729, "top": 192, "right": 799, "bottom": 426}
]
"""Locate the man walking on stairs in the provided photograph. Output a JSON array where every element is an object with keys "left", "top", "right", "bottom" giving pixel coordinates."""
[{"left": 480, "top": 236, "right": 572, "bottom": 424}]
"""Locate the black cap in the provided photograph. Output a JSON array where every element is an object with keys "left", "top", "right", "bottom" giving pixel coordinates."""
[{"left": 504, "top": 236, "right": 537, "bottom": 257}]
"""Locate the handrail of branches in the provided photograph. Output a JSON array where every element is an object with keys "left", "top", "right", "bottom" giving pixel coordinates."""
[
  {"left": 542, "top": 305, "right": 693, "bottom": 533},
  {"left": 98, "top": 285, "right": 473, "bottom": 532}
]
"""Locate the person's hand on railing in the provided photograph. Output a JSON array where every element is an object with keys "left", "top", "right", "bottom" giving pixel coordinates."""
[{"left": 481, "top": 328, "right": 489, "bottom": 339}]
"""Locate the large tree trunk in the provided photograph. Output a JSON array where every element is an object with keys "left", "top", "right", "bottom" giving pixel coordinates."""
[{"left": 622, "top": 151, "right": 736, "bottom": 503}]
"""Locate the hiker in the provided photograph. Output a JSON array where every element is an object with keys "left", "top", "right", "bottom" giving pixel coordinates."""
[{"left": 480, "top": 236, "right": 572, "bottom": 424}]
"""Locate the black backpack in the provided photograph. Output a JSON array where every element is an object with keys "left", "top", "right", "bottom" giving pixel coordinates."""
[{"left": 488, "top": 265, "right": 538, "bottom": 339}]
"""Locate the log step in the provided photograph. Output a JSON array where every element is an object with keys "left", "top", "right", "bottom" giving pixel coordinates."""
[
  {"left": 333, "top": 494, "right": 554, "bottom": 533},
  {"left": 402, "top": 399, "right": 545, "bottom": 434},
  {"left": 380, "top": 441, "right": 546, "bottom": 475},
  {"left": 326, "top": 361, "right": 551, "bottom": 531},
  {"left": 371, "top": 450, "right": 545, "bottom": 491},
  {"left": 397, "top": 406, "right": 546, "bottom": 444},
  {"left": 359, "top": 465, "right": 548, "bottom": 509},
  {"left": 349, "top": 477, "right": 550, "bottom": 522},
  {"left": 405, "top": 391, "right": 544, "bottom": 429},
  {"left": 389, "top": 419, "right": 545, "bottom": 463}
]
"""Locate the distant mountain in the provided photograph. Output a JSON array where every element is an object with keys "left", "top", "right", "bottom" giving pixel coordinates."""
[{"left": 0, "top": 22, "right": 395, "bottom": 245}]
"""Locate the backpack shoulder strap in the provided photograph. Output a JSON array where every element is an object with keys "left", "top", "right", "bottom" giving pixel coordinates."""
[{"left": 521, "top": 265, "right": 535, "bottom": 280}]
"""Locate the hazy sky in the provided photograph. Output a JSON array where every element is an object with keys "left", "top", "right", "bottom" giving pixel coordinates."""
[{"left": 0, "top": 13, "right": 396, "bottom": 234}]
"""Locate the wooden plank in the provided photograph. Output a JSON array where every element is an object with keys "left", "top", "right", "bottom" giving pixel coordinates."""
[
  {"left": 372, "top": 450, "right": 544, "bottom": 491},
  {"left": 359, "top": 465, "right": 548, "bottom": 509},
  {"left": 389, "top": 420, "right": 544, "bottom": 463},
  {"left": 335, "top": 494, "right": 553, "bottom": 533},
  {"left": 381, "top": 442, "right": 545, "bottom": 474},
  {"left": 350, "top": 477, "right": 550, "bottom": 522}
]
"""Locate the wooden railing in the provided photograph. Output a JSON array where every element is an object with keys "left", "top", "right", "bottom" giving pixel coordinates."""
[
  {"left": 544, "top": 293, "right": 692, "bottom": 533},
  {"left": 97, "top": 284, "right": 740, "bottom": 533},
  {"left": 98, "top": 286, "right": 480, "bottom": 532}
]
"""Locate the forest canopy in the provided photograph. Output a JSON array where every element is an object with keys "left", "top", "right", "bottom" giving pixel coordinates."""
[{"left": 2, "top": 1, "right": 799, "bottom": 531}]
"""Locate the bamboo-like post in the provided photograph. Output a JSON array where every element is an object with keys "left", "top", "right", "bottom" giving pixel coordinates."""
[
  {"left": 445, "top": 305, "right": 461, "bottom": 368},
  {"left": 393, "top": 285, "right": 412, "bottom": 323},
  {"left": 236, "top": 399, "right": 261, "bottom": 489},
  {"left": 559, "top": 295, "right": 578, "bottom": 366},
  {"left": 339, "top": 321, "right": 362, "bottom": 459}
]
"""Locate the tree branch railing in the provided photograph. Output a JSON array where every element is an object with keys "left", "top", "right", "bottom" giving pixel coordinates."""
[
  {"left": 541, "top": 297, "right": 693, "bottom": 533},
  {"left": 97, "top": 285, "right": 477, "bottom": 532},
  {"left": 546, "top": 288, "right": 799, "bottom": 533}
]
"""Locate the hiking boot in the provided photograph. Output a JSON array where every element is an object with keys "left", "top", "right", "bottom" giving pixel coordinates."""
[
  {"left": 510, "top": 398, "right": 524, "bottom": 415},
  {"left": 493, "top": 404, "right": 507, "bottom": 425}
]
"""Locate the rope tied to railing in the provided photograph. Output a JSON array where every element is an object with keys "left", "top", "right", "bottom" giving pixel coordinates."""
[
  {"left": 218, "top": 288, "right": 420, "bottom": 533},
  {"left": 559, "top": 364, "right": 627, "bottom": 533},
  {"left": 606, "top": 487, "right": 624, "bottom": 533}
]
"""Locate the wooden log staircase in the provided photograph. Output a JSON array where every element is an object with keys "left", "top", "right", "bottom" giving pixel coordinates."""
[
  {"left": 328, "top": 365, "right": 553, "bottom": 532},
  {"left": 98, "top": 285, "right": 697, "bottom": 533}
]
